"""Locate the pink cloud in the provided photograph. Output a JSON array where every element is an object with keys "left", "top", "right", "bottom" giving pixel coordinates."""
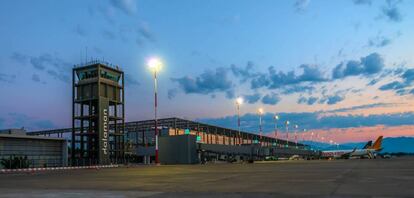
[{"left": 265, "top": 125, "right": 414, "bottom": 143}]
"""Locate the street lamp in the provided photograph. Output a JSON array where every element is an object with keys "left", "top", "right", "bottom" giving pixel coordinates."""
[
  {"left": 303, "top": 129, "right": 307, "bottom": 140},
  {"left": 285, "top": 120, "right": 290, "bottom": 148},
  {"left": 309, "top": 130, "right": 313, "bottom": 150},
  {"left": 236, "top": 97, "right": 243, "bottom": 145},
  {"left": 302, "top": 128, "right": 307, "bottom": 149},
  {"left": 311, "top": 131, "right": 314, "bottom": 142},
  {"left": 294, "top": 124, "right": 299, "bottom": 149},
  {"left": 315, "top": 132, "right": 319, "bottom": 142},
  {"left": 148, "top": 57, "right": 162, "bottom": 164},
  {"left": 274, "top": 115, "right": 279, "bottom": 147},
  {"left": 258, "top": 108, "right": 264, "bottom": 145}
]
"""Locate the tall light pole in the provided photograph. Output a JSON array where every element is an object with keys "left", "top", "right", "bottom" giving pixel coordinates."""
[
  {"left": 236, "top": 97, "right": 243, "bottom": 146},
  {"left": 310, "top": 130, "right": 314, "bottom": 150},
  {"left": 274, "top": 115, "right": 279, "bottom": 147},
  {"left": 285, "top": 120, "right": 289, "bottom": 148},
  {"left": 315, "top": 132, "right": 318, "bottom": 143},
  {"left": 302, "top": 128, "right": 307, "bottom": 149},
  {"left": 148, "top": 57, "right": 162, "bottom": 164},
  {"left": 311, "top": 131, "right": 314, "bottom": 142},
  {"left": 294, "top": 124, "right": 299, "bottom": 149},
  {"left": 302, "top": 129, "right": 307, "bottom": 141},
  {"left": 258, "top": 108, "right": 264, "bottom": 145}
]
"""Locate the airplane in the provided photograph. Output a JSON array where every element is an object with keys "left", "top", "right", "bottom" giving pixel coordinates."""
[
  {"left": 321, "top": 136, "right": 383, "bottom": 159},
  {"left": 362, "top": 140, "right": 373, "bottom": 149}
]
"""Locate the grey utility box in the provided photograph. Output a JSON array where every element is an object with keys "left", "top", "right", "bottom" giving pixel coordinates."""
[{"left": 159, "top": 135, "right": 199, "bottom": 164}]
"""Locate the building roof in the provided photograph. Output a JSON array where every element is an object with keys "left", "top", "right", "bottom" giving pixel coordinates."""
[
  {"left": 27, "top": 117, "right": 306, "bottom": 146},
  {"left": 73, "top": 60, "right": 123, "bottom": 72},
  {"left": 0, "top": 128, "right": 26, "bottom": 135},
  {"left": 0, "top": 133, "right": 66, "bottom": 141}
]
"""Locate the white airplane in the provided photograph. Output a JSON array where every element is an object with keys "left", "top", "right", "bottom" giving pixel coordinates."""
[{"left": 321, "top": 136, "right": 383, "bottom": 159}]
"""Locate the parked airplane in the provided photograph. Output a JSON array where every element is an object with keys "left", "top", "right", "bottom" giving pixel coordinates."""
[
  {"left": 362, "top": 140, "right": 372, "bottom": 149},
  {"left": 321, "top": 136, "right": 383, "bottom": 159}
]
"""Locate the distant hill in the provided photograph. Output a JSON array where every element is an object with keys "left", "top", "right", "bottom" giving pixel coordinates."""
[
  {"left": 380, "top": 137, "right": 414, "bottom": 153},
  {"left": 303, "top": 137, "right": 414, "bottom": 153}
]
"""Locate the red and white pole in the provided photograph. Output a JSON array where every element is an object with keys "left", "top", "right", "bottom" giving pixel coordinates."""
[
  {"left": 274, "top": 117, "right": 278, "bottom": 147},
  {"left": 259, "top": 114, "right": 262, "bottom": 145},
  {"left": 285, "top": 121, "right": 289, "bottom": 148},
  {"left": 154, "top": 71, "right": 159, "bottom": 164},
  {"left": 237, "top": 103, "right": 241, "bottom": 145}
]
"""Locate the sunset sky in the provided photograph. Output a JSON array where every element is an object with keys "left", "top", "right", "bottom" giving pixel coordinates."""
[{"left": 1, "top": 0, "right": 414, "bottom": 143}]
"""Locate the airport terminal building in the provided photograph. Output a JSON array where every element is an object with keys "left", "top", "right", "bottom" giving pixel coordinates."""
[
  {"left": 28, "top": 117, "right": 316, "bottom": 165},
  {"left": 1, "top": 61, "right": 317, "bottom": 167}
]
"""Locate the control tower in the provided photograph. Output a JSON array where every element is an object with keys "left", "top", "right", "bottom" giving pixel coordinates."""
[{"left": 71, "top": 61, "right": 125, "bottom": 165}]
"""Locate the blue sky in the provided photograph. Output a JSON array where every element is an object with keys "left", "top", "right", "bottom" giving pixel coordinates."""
[{"left": 1, "top": 0, "right": 414, "bottom": 140}]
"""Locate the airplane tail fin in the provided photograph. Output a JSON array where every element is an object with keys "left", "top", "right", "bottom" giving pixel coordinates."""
[
  {"left": 370, "top": 136, "right": 383, "bottom": 151},
  {"left": 362, "top": 140, "right": 372, "bottom": 149}
]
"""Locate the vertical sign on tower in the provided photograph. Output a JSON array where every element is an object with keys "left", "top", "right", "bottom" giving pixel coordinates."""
[{"left": 99, "top": 97, "right": 110, "bottom": 164}]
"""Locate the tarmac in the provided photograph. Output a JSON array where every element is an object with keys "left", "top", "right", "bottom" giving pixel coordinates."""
[{"left": 1, "top": 157, "right": 414, "bottom": 197}]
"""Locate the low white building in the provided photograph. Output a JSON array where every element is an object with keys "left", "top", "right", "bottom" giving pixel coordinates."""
[{"left": 0, "top": 129, "right": 68, "bottom": 169}]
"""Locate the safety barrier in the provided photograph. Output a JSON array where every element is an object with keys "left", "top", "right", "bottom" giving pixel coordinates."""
[{"left": 0, "top": 164, "right": 119, "bottom": 174}]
